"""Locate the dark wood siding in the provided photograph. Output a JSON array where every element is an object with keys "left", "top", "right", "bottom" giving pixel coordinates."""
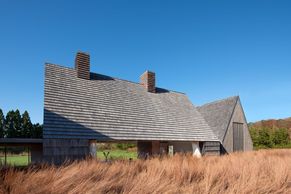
[
  {"left": 222, "top": 99, "right": 253, "bottom": 152},
  {"left": 233, "top": 122, "right": 244, "bottom": 151},
  {"left": 43, "top": 138, "right": 89, "bottom": 164},
  {"left": 202, "top": 141, "right": 220, "bottom": 156}
]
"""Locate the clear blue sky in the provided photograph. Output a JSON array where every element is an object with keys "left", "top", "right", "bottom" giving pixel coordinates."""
[{"left": 0, "top": 0, "right": 291, "bottom": 124}]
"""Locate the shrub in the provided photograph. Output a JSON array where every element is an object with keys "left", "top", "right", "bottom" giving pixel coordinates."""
[
  {"left": 249, "top": 126, "right": 290, "bottom": 149},
  {"left": 272, "top": 128, "right": 289, "bottom": 145}
]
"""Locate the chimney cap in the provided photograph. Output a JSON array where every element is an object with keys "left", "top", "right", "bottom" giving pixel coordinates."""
[
  {"left": 140, "top": 70, "right": 155, "bottom": 76},
  {"left": 76, "top": 50, "right": 90, "bottom": 56}
]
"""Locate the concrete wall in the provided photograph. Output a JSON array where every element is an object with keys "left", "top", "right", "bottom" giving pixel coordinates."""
[
  {"left": 223, "top": 99, "right": 253, "bottom": 153},
  {"left": 170, "top": 141, "right": 203, "bottom": 156},
  {"left": 43, "top": 139, "right": 90, "bottom": 164}
]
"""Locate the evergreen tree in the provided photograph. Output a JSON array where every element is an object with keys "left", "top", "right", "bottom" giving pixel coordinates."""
[
  {"left": 14, "top": 109, "right": 22, "bottom": 137},
  {"left": 1, "top": 108, "right": 43, "bottom": 138},
  {"left": 0, "top": 109, "right": 5, "bottom": 138},
  {"left": 5, "top": 110, "right": 23, "bottom": 138},
  {"left": 31, "top": 123, "right": 43, "bottom": 138},
  {"left": 21, "top": 111, "right": 32, "bottom": 138},
  {"left": 5, "top": 110, "right": 16, "bottom": 137}
]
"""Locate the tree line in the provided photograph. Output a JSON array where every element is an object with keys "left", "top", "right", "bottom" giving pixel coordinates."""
[
  {"left": 249, "top": 127, "right": 291, "bottom": 149},
  {"left": 0, "top": 109, "right": 42, "bottom": 138}
]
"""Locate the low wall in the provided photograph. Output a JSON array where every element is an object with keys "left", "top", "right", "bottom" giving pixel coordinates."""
[
  {"left": 31, "top": 144, "right": 43, "bottom": 163},
  {"left": 43, "top": 139, "right": 90, "bottom": 164},
  {"left": 201, "top": 141, "right": 221, "bottom": 156}
]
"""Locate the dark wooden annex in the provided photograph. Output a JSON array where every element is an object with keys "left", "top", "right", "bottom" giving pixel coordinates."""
[{"left": 0, "top": 138, "right": 43, "bottom": 165}]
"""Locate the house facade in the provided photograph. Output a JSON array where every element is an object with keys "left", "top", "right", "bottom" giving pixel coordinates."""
[
  {"left": 198, "top": 96, "right": 253, "bottom": 153},
  {"left": 40, "top": 51, "right": 252, "bottom": 164}
]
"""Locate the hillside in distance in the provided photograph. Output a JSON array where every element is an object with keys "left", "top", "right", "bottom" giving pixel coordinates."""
[{"left": 249, "top": 117, "right": 291, "bottom": 130}]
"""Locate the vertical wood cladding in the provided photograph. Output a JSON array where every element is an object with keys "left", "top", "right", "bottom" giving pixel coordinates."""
[
  {"left": 137, "top": 141, "right": 152, "bottom": 158},
  {"left": 75, "top": 52, "right": 90, "bottom": 80},
  {"left": 151, "top": 141, "right": 160, "bottom": 155},
  {"left": 31, "top": 144, "right": 43, "bottom": 164},
  {"left": 233, "top": 122, "right": 244, "bottom": 151},
  {"left": 140, "top": 71, "right": 156, "bottom": 93},
  {"left": 223, "top": 99, "right": 253, "bottom": 152},
  {"left": 43, "top": 138, "right": 89, "bottom": 164}
]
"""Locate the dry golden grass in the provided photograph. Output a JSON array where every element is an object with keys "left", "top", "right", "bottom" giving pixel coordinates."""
[{"left": 0, "top": 149, "right": 291, "bottom": 194}]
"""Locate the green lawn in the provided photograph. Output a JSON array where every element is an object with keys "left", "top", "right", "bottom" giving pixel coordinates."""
[
  {"left": 0, "top": 150, "right": 137, "bottom": 166},
  {"left": 0, "top": 155, "right": 29, "bottom": 166},
  {"left": 97, "top": 150, "right": 137, "bottom": 160}
]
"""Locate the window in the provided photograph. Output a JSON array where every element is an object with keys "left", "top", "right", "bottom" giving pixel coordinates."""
[{"left": 233, "top": 122, "right": 244, "bottom": 151}]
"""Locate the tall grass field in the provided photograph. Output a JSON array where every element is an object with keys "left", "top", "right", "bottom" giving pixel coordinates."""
[{"left": 0, "top": 149, "right": 290, "bottom": 193}]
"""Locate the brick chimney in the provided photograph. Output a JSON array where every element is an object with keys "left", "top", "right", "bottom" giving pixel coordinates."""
[
  {"left": 140, "top": 71, "right": 155, "bottom": 93},
  {"left": 75, "top": 51, "right": 90, "bottom": 80}
]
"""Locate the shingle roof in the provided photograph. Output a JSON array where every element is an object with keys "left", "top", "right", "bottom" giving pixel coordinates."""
[
  {"left": 44, "top": 64, "right": 218, "bottom": 141},
  {"left": 197, "top": 96, "right": 239, "bottom": 141}
]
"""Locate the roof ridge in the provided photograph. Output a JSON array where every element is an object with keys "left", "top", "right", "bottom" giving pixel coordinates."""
[
  {"left": 45, "top": 63, "right": 186, "bottom": 95},
  {"left": 221, "top": 96, "right": 239, "bottom": 142},
  {"left": 44, "top": 63, "right": 219, "bottom": 142},
  {"left": 198, "top": 96, "right": 239, "bottom": 108}
]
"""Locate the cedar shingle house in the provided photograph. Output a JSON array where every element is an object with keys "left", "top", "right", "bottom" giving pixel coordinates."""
[{"left": 42, "top": 52, "right": 253, "bottom": 164}]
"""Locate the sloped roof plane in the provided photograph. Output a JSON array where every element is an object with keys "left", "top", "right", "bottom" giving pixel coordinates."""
[
  {"left": 44, "top": 64, "right": 218, "bottom": 142},
  {"left": 197, "top": 96, "right": 239, "bottom": 141}
]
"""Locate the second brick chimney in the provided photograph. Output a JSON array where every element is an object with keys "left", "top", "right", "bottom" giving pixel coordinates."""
[
  {"left": 75, "top": 51, "right": 90, "bottom": 80},
  {"left": 140, "top": 71, "right": 156, "bottom": 93}
]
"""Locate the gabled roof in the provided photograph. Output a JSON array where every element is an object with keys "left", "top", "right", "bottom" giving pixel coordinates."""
[
  {"left": 197, "top": 96, "right": 239, "bottom": 142},
  {"left": 44, "top": 64, "right": 218, "bottom": 141}
]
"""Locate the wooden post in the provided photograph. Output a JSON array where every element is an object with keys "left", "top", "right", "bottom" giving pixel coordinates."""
[
  {"left": 28, "top": 146, "right": 31, "bottom": 164},
  {"left": 4, "top": 145, "right": 7, "bottom": 166},
  {"left": 168, "top": 145, "right": 174, "bottom": 157}
]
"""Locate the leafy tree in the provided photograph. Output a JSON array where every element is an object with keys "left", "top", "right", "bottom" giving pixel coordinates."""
[
  {"left": 249, "top": 124, "right": 291, "bottom": 149},
  {"left": 272, "top": 128, "right": 289, "bottom": 145},
  {"left": 21, "top": 111, "right": 33, "bottom": 138},
  {"left": 249, "top": 127, "right": 259, "bottom": 147},
  {"left": 116, "top": 143, "right": 136, "bottom": 150},
  {"left": 0, "top": 109, "right": 5, "bottom": 138},
  {"left": 257, "top": 128, "right": 273, "bottom": 148}
]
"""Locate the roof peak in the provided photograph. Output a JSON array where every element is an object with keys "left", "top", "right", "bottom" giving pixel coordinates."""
[
  {"left": 45, "top": 63, "right": 186, "bottom": 95},
  {"left": 198, "top": 96, "right": 239, "bottom": 108}
]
